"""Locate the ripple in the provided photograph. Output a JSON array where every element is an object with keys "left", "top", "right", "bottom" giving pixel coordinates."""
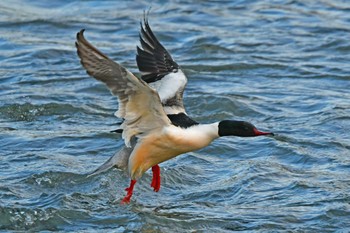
[
  {"left": 0, "top": 102, "right": 82, "bottom": 121},
  {"left": 0, "top": 206, "right": 64, "bottom": 231}
]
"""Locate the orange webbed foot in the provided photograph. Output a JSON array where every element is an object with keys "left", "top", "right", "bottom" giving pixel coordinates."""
[
  {"left": 151, "top": 165, "right": 161, "bottom": 192},
  {"left": 121, "top": 179, "right": 137, "bottom": 204}
]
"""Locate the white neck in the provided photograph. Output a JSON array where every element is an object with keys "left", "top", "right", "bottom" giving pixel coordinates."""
[
  {"left": 167, "top": 122, "right": 220, "bottom": 152},
  {"left": 188, "top": 122, "right": 220, "bottom": 140}
]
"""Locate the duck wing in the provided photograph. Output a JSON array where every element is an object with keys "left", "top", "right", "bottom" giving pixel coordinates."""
[
  {"left": 136, "top": 15, "right": 188, "bottom": 116},
  {"left": 76, "top": 29, "right": 171, "bottom": 147}
]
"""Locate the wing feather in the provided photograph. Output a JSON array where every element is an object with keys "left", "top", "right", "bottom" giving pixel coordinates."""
[
  {"left": 76, "top": 29, "right": 171, "bottom": 147},
  {"left": 136, "top": 15, "right": 188, "bottom": 114}
]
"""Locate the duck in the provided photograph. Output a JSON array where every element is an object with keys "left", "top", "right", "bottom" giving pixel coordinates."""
[{"left": 75, "top": 14, "right": 274, "bottom": 204}]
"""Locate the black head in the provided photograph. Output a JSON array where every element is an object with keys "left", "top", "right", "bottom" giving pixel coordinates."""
[{"left": 218, "top": 120, "right": 274, "bottom": 137}]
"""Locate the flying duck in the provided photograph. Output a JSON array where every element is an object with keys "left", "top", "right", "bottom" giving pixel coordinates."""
[{"left": 75, "top": 15, "right": 274, "bottom": 204}]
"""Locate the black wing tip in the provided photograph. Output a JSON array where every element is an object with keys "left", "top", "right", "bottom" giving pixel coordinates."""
[
  {"left": 76, "top": 29, "right": 86, "bottom": 40},
  {"left": 139, "top": 10, "right": 148, "bottom": 32},
  {"left": 143, "top": 7, "right": 152, "bottom": 24}
]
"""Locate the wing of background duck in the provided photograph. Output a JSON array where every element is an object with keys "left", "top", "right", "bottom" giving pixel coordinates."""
[
  {"left": 136, "top": 15, "right": 188, "bottom": 115},
  {"left": 76, "top": 30, "right": 171, "bottom": 147}
]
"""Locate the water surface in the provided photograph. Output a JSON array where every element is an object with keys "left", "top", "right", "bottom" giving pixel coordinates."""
[{"left": 1, "top": 0, "right": 350, "bottom": 232}]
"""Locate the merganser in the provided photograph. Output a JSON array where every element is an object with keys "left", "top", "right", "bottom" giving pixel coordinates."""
[{"left": 75, "top": 15, "right": 274, "bottom": 204}]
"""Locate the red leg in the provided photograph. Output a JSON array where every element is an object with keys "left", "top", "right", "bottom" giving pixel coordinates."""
[
  {"left": 151, "top": 165, "right": 161, "bottom": 192},
  {"left": 121, "top": 179, "right": 137, "bottom": 204}
]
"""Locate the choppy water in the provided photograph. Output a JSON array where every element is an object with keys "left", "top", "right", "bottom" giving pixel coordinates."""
[{"left": 1, "top": 0, "right": 350, "bottom": 232}]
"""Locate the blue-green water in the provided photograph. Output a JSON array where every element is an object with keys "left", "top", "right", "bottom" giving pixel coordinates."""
[{"left": 1, "top": 0, "right": 350, "bottom": 232}]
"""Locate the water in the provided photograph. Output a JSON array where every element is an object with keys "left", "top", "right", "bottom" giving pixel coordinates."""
[{"left": 1, "top": 0, "right": 350, "bottom": 231}]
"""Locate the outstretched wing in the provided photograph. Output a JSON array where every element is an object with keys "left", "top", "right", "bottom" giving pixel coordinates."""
[
  {"left": 76, "top": 29, "right": 171, "bottom": 147},
  {"left": 136, "top": 15, "right": 188, "bottom": 115}
]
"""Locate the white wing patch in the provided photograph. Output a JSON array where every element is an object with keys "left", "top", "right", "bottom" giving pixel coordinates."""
[{"left": 149, "top": 70, "right": 187, "bottom": 104}]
